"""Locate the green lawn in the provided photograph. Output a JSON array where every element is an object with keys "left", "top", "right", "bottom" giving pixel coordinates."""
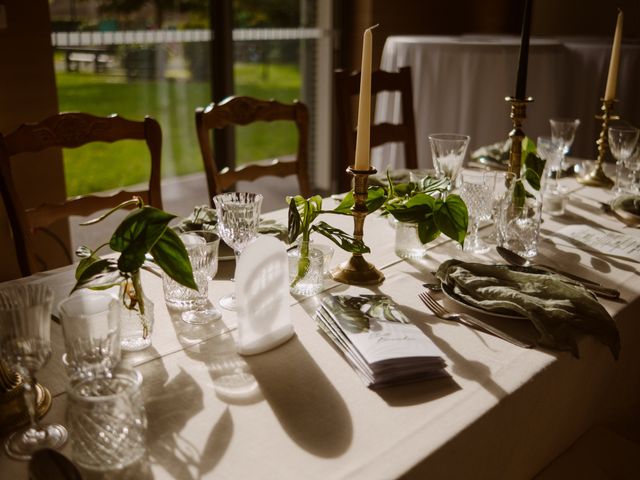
[{"left": 57, "top": 62, "right": 301, "bottom": 197}]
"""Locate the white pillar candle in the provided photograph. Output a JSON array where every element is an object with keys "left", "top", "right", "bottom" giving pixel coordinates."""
[
  {"left": 354, "top": 25, "right": 377, "bottom": 171},
  {"left": 604, "top": 10, "right": 623, "bottom": 101}
]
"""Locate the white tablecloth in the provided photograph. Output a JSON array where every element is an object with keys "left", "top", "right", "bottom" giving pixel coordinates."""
[
  {"left": 1, "top": 178, "right": 639, "bottom": 479},
  {"left": 374, "top": 35, "right": 640, "bottom": 170}
]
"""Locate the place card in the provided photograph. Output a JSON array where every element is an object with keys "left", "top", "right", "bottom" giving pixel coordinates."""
[{"left": 316, "top": 294, "right": 447, "bottom": 388}]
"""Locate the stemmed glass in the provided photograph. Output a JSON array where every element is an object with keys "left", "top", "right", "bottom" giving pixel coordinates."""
[
  {"left": 213, "top": 192, "right": 263, "bottom": 310},
  {"left": 428, "top": 133, "right": 470, "bottom": 192},
  {"left": 459, "top": 170, "right": 496, "bottom": 254},
  {"left": 537, "top": 136, "right": 564, "bottom": 193},
  {"left": 0, "top": 284, "right": 68, "bottom": 460},
  {"left": 609, "top": 124, "right": 640, "bottom": 194},
  {"left": 550, "top": 117, "right": 580, "bottom": 169}
]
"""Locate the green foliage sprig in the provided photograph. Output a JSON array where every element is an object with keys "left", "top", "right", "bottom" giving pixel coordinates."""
[
  {"left": 72, "top": 197, "right": 197, "bottom": 334},
  {"left": 513, "top": 137, "right": 547, "bottom": 207}
]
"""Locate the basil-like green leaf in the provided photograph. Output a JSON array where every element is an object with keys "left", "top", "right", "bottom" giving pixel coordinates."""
[
  {"left": 433, "top": 195, "right": 468, "bottom": 245},
  {"left": 417, "top": 218, "right": 441, "bottom": 244},
  {"left": 110, "top": 206, "right": 176, "bottom": 253},
  {"left": 150, "top": 228, "right": 197, "bottom": 290}
]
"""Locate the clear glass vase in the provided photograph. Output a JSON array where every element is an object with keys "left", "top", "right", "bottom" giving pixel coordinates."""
[
  {"left": 114, "top": 278, "right": 154, "bottom": 352},
  {"left": 394, "top": 220, "right": 428, "bottom": 259},
  {"left": 288, "top": 242, "right": 324, "bottom": 296}
]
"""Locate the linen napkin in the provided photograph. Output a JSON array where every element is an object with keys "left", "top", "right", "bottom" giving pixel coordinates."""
[{"left": 435, "top": 260, "right": 620, "bottom": 359}]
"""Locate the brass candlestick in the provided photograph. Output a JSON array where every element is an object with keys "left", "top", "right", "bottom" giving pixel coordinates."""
[
  {"left": 578, "top": 98, "right": 618, "bottom": 188},
  {"left": 505, "top": 96, "right": 534, "bottom": 177},
  {"left": 331, "top": 166, "right": 384, "bottom": 285},
  {"left": 0, "top": 363, "right": 52, "bottom": 434}
]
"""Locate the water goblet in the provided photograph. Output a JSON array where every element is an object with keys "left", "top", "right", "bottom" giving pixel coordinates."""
[
  {"left": 550, "top": 117, "right": 580, "bottom": 167},
  {"left": 428, "top": 133, "right": 470, "bottom": 191},
  {"left": 459, "top": 170, "right": 496, "bottom": 254},
  {"left": 0, "top": 284, "right": 68, "bottom": 460},
  {"left": 213, "top": 192, "right": 263, "bottom": 310},
  {"left": 609, "top": 124, "right": 640, "bottom": 194},
  {"left": 181, "top": 230, "right": 222, "bottom": 324}
]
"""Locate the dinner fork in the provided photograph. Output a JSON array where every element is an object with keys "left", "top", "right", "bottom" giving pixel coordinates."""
[{"left": 418, "top": 291, "right": 533, "bottom": 349}]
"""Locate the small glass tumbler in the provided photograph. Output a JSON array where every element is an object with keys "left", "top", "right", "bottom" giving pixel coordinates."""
[
  {"left": 58, "top": 290, "right": 120, "bottom": 379},
  {"left": 66, "top": 366, "right": 147, "bottom": 471},
  {"left": 288, "top": 246, "right": 324, "bottom": 296},
  {"left": 497, "top": 201, "right": 543, "bottom": 258},
  {"left": 162, "top": 233, "right": 209, "bottom": 310},
  {"left": 394, "top": 221, "right": 428, "bottom": 259}
]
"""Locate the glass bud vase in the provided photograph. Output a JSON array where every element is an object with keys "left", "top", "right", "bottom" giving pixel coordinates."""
[
  {"left": 496, "top": 176, "right": 543, "bottom": 259},
  {"left": 114, "top": 277, "right": 154, "bottom": 352},
  {"left": 288, "top": 241, "right": 324, "bottom": 296},
  {"left": 394, "top": 220, "right": 428, "bottom": 259}
]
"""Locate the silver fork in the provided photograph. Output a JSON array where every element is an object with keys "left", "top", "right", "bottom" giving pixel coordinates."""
[{"left": 418, "top": 291, "right": 533, "bottom": 349}]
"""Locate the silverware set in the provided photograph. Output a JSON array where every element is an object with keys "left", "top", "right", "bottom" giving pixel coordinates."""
[{"left": 418, "top": 291, "right": 533, "bottom": 349}]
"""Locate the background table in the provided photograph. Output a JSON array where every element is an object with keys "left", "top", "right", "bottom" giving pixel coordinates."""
[
  {"left": 373, "top": 35, "right": 640, "bottom": 170},
  {"left": 1, "top": 176, "right": 639, "bottom": 479}
]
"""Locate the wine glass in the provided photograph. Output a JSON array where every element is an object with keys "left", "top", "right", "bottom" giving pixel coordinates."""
[
  {"left": 213, "top": 192, "right": 263, "bottom": 310},
  {"left": 181, "top": 230, "right": 222, "bottom": 324},
  {"left": 550, "top": 117, "right": 580, "bottom": 169},
  {"left": 428, "top": 133, "right": 470, "bottom": 191},
  {"left": 537, "top": 136, "right": 564, "bottom": 193},
  {"left": 609, "top": 124, "right": 640, "bottom": 194},
  {"left": 0, "top": 284, "right": 68, "bottom": 460},
  {"left": 459, "top": 170, "right": 496, "bottom": 254}
]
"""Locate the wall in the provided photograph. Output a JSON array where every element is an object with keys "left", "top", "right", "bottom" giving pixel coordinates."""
[{"left": 0, "top": 0, "right": 67, "bottom": 281}]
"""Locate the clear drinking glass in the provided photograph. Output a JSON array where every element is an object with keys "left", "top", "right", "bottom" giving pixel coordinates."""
[
  {"left": 428, "top": 133, "right": 470, "bottom": 190},
  {"left": 66, "top": 366, "right": 147, "bottom": 471},
  {"left": 609, "top": 124, "right": 640, "bottom": 194},
  {"left": 550, "top": 117, "right": 580, "bottom": 167},
  {"left": 213, "top": 192, "right": 263, "bottom": 310},
  {"left": 459, "top": 170, "right": 496, "bottom": 254},
  {"left": 287, "top": 246, "right": 324, "bottom": 296},
  {"left": 537, "top": 136, "right": 567, "bottom": 215},
  {"left": 0, "top": 284, "right": 68, "bottom": 460},
  {"left": 58, "top": 290, "right": 121, "bottom": 379},
  {"left": 394, "top": 220, "right": 428, "bottom": 259}
]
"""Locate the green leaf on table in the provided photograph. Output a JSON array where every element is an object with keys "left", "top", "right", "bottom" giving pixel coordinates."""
[
  {"left": 417, "top": 218, "right": 441, "bottom": 244},
  {"left": 433, "top": 194, "right": 468, "bottom": 245},
  {"left": 150, "top": 227, "right": 197, "bottom": 290},
  {"left": 333, "top": 186, "right": 386, "bottom": 214},
  {"left": 110, "top": 206, "right": 176, "bottom": 254},
  {"left": 513, "top": 179, "right": 526, "bottom": 208},
  {"left": 287, "top": 197, "right": 303, "bottom": 243},
  {"left": 312, "top": 221, "right": 370, "bottom": 254},
  {"left": 71, "top": 257, "right": 122, "bottom": 292}
]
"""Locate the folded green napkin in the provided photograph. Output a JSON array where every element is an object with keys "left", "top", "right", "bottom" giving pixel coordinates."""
[{"left": 435, "top": 260, "right": 620, "bottom": 359}]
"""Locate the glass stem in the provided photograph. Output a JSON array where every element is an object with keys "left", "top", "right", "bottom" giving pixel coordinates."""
[
  {"left": 232, "top": 250, "right": 241, "bottom": 282},
  {"left": 23, "top": 374, "right": 38, "bottom": 430},
  {"left": 469, "top": 217, "right": 479, "bottom": 245}
]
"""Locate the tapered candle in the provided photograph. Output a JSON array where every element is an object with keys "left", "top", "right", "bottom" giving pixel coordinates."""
[
  {"left": 515, "top": 0, "right": 532, "bottom": 99},
  {"left": 354, "top": 25, "right": 377, "bottom": 171},
  {"left": 604, "top": 10, "right": 623, "bottom": 101}
]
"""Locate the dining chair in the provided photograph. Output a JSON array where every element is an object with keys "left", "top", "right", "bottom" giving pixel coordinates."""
[
  {"left": 195, "top": 95, "right": 311, "bottom": 201},
  {"left": 334, "top": 66, "right": 418, "bottom": 191},
  {"left": 0, "top": 112, "right": 162, "bottom": 277}
]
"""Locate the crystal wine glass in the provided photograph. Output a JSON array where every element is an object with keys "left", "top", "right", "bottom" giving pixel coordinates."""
[
  {"left": 428, "top": 133, "right": 470, "bottom": 191},
  {"left": 213, "top": 192, "right": 263, "bottom": 310},
  {"left": 459, "top": 170, "right": 496, "bottom": 254},
  {"left": 550, "top": 117, "right": 580, "bottom": 169},
  {"left": 609, "top": 124, "right": 640, "bottom": 194},
  {"left": 537, "top": 136, "right": 564, "bottom": 193},
  {"left": 0, "top": 284, "right": 68, "bottom": 460}
]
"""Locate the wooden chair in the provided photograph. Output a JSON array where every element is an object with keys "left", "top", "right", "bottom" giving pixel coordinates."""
[
  {"left": 195, "top": 96, "right": 311, "bottom": 201},
  {"left": 0, "top": 112, "right": 162, "bottom": 277},
  {"left": 334, "top": 66, "right": 418, "bottom": 191}
]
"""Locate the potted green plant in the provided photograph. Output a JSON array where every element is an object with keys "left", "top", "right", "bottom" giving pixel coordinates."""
[{"left": 71, "top": 196, "right": 197, "bottom": 349}]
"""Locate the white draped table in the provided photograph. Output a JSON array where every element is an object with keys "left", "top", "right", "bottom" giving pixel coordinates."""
[
  {"left": 374, "top": 35, "right": 640, "bottom": 170},
  {"left": 1, "top": 176, "right": 639, "bottom": 479}
]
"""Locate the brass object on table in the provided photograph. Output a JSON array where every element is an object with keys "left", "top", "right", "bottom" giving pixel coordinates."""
[
  {"left": 331, "top": 166, "right": 385, "bottom": 285},
  {"left": 578, "top": 98, "right": 618, "bottom": 188},
  {"left": 505, "top": 96, "right": 534, "bottom": 177},
  {"left": 0, "top": 362, "right": 52, "bottom": 434}
]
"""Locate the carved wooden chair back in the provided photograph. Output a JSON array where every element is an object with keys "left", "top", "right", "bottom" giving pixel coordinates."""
[
  {"left": 0, "top": 112, "right": 162, "bottom": 276},
  {"left": 195, "top": 96, "right": 311, "bottom": 200},
  {"left": 334, "top": 66, "right": 418, "bottom": 191}
]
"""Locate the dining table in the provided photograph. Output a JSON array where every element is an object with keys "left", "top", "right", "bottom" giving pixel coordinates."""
[
  {"left": 1, "top": 172, "right": 639, "bottom": 479},
  {"left": 372, "top": 35, "right": 640, "bottom": 171}
]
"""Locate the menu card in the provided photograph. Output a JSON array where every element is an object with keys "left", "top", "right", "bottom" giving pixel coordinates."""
[{"left": 315, "top": 295, "right": 448, "bottom": 389}]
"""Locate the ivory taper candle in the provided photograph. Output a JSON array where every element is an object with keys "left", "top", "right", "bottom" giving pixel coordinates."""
[
  {"left": 354, "top": 25, "right": 377, "bottom": 171},
  {"left": 604, "top": 10, "right": 623, "bottom": 101}
]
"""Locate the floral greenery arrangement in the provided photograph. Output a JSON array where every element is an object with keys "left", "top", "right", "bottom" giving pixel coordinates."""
[
  {"left": 72, "top": 197, "right": 197, "bottom": 337},
  {"left": 511, "top": 137, "right": 546, "bottom": 206}
]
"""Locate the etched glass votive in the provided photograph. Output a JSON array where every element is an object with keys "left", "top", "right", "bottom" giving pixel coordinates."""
[
  {"left": 66, "top": 367, "right": 147, "bottom": 471},
  {"left": 288, "top": 246, "right": 324, "bottom": 296},
  {"left": 394, "top": 220, "right": 428, "bottom": 259}
]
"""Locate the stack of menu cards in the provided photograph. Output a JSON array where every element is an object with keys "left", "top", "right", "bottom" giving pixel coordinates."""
[{"left": 316, "top": 294, "right": 448, "bottom": 388}]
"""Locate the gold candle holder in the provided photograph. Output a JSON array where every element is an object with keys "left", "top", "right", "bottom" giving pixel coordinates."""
[
  {"left": 331, "top": 166, "right": 385, "bottom": 285},
  {"left": 505, "top": 96, "right": 534, "bottom": 177},
  {"left": 578, "top": 98, "right": 618, "bottom": 188},
  {"left": 0, "top": 363, "right": 52, "bottom": 434}
]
